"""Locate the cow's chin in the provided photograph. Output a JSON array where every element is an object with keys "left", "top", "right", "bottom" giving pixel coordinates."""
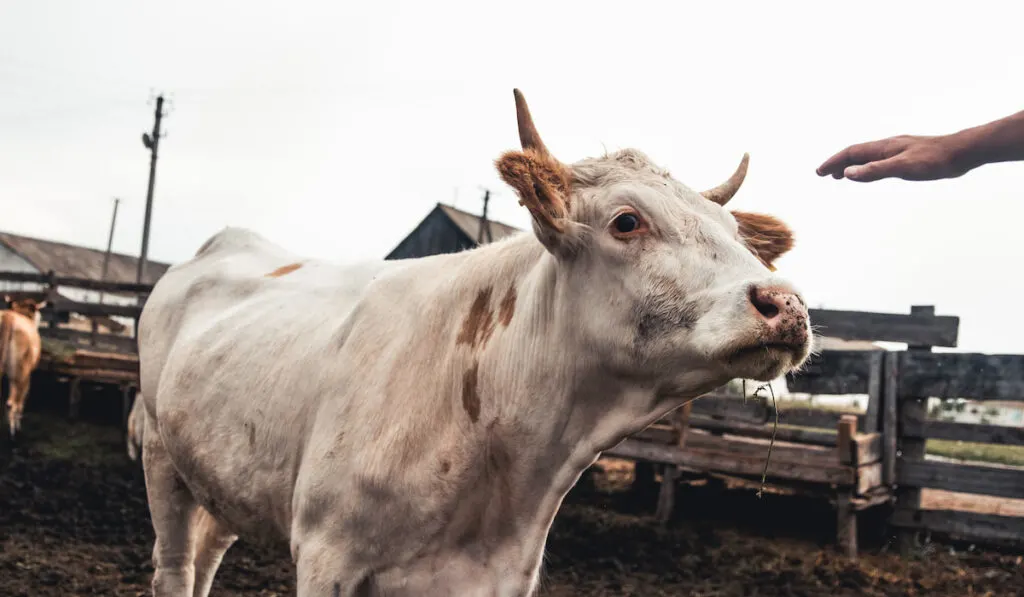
[{"left": 721, "top": 343, "right": 808, "bottom": 382}]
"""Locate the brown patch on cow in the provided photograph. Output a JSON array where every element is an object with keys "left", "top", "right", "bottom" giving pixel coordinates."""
[
  {"left": 462, "top": 362, "right": 481, "bottom": 422},
  {"left": 264, "top": 262, "right": 303, "bottom": 278},
  {"left": 440, "top": 460, "right": 451, "bottom": 474},
  {"left": 498, "top": 285, "right": 517, "bottom": 327},
  {"left": 456, "top": 287, "right": 496, "bottom": 348}
]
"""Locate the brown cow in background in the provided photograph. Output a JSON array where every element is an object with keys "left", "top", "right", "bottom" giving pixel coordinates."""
[{"left": 1, "top": 295, "right": 46, "bottom": 438}]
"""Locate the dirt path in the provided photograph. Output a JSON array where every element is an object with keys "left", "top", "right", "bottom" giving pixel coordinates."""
[{"left": 2, "top": 415, "right": 1022, "bottom": 596}]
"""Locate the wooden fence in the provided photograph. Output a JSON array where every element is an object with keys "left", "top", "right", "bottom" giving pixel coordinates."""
[
  {"left": 1, "top": 270, "right": 151, "bottom": 422},
  {"left": 608, "top": 305, "right": 1024, "bottom": 556},
  {"left": 0, "top": 270, "right": 149, "bottom": 354},
  {"left": 888, "top": 350, "right": 1024, "bottom": 549}
]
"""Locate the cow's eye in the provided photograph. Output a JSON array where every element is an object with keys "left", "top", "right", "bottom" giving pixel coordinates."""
[{"left": 614, "top": 213, "right": 639, "bottom": 234}]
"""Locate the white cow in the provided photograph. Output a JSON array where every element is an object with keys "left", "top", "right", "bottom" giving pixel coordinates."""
[{"left": 137, "top": 89, "right": 812, "bottom": 597}]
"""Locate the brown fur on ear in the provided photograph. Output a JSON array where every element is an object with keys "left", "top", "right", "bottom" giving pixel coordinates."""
[
  {"left": 732, "top": 211, "right": 794, "bottom": 270},
  {"left": 495, "top": 148, "right": 572, "bottom": 233}
]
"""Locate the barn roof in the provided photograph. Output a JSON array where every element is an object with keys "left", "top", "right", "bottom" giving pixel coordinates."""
[
  {"left": 385, "top": 203, "right": 524, "bottom": 260},
  {"left": 0, "top": 231, "right": 171, "bottom": 286},
  {"left": 436, "top": 203, "right": 521, "bottom": 244}
]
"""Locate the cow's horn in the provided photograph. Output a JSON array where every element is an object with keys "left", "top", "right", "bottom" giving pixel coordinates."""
[
  {"left": 701, "top": 153, "right": 750, "bottom": 206},
  {"left": 513, "top": 89, "right": 550, "bottom": 155}
]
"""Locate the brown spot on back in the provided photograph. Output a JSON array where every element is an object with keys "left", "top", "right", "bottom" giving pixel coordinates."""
[
  {"left": 456, "top": 287, "right": 495, "bottom": 348},
  {"left": 264, "top": 262, "right": 303, "bottom": 278},
  {"left": 498, "top": 285, "right": 517, "bottom": 327},
  {"left": 462, "top": 362, "right": 481, "bottom": 422},
  {"left": 440, "top": 460, "right": 451, "bottom": 474}
]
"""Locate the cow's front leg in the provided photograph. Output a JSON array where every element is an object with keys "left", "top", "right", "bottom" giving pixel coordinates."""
[
  {"left": 142, "top": 430, "right": 201, "bottom": 596},
  {"left": 191, "top": 507, "right": 237, "bottom": 597}
]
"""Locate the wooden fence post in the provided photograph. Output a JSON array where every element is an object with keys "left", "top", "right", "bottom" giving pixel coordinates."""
[
  {"left": 655, "top": 401, "right": 693, "bottom": 524},
  {"left": 836, "top": 414, "right": 858, "bottom": 558},
  {"left": 896, "top": 305, "right": 934, "bottom": 555}
]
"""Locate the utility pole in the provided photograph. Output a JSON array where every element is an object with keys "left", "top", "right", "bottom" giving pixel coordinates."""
[
  {"left": 93, "top": 197, "right": 120, "bottom": 343},
  {"left": 477, "top": 189, "right": 492, "bottom": 244},
  {"left": 100, "top": 198, "right": 120, "bottom": 289},
  {"left": 137, "top": 95, "right": 165, "bottom": 284}
]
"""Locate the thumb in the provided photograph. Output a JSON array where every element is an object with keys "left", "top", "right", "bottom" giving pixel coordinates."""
[{"left": 844, "top": 156, "right": 906, "bottom": 182}]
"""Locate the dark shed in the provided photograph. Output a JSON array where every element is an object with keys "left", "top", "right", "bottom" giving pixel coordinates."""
[{"left": 385, "top": 203, "right": 521, "bottom": 260}]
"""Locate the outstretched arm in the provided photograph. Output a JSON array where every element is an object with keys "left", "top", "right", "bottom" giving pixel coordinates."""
[{"left": 816, "top": 109, "right": 1024, "bottom": 182}]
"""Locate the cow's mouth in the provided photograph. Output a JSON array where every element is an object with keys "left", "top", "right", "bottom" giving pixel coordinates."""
[
  {"left": 724, "top": 341, "right": 808, "bottom": 381},
  {"left": 728, "top": 342, "right": 804, "bottom": 360}
]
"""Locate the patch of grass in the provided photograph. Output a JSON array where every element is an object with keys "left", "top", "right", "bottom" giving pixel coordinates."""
[
  {"left": 926, "top": 439, "right": 1024, "bottom": 467},
  {"left": 17, "top": 413, "right": 126, "bottom": 467},
  {"left": 40, "top": 336, "right": 78, "bottom": 363}
]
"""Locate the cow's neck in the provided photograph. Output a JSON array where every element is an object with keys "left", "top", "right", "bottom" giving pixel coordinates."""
[{"left": 424, "top": 233, "right": 687, "bottom": 586}]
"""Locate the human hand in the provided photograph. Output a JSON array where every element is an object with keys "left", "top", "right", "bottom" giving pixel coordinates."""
[{"left": 815, "top": 134, "right": 970, "bottom": 182}]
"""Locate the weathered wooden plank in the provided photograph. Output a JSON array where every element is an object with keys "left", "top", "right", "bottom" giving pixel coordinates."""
[
  {"left": 633, "top": 426, "right": 842, "bottom": 469},
  {"left": 902, "top": 418, "right": 1024, "bottom": 446},
  {"left": 896, "top": 308, "right": 934, "bottom": 556},
  {"left": 605, "top": 438, "right": 856, "bottom": 485},
  {"left": 42, "top": 328, "right": 137, "bottom": 354},
  {"left": 853, "top": 432, "right": 882, "bottom": 466},
  {"left": 890, "top": 509, "right": 1024, "bottom": 547},
  {"left": 779, "top": 407, "right": 854, "bottom": 430},
  {"left": 806, "top": 308, "right": 959, "bottom": 348},
  {"left": 39, "top": 365, "right": 139, "bottom": 383},
  {"left": 856, "top": 462, "right": 884, "bottom": 495},
  {"left": 883, "top": 352, "right": 898, "bottom": 486},
  {"left": 899, "top": 352, "right": 1024, "bottom": 400},
  {"left": 689, "top": 416, "right": 838, "bottom": 446},
  {"left": 72, "top": 351, "right": 139, "bottom": 373},
  {"left": 785, "top": 350, "right": 876, "bottom": 395},
  {"left": 0, "top": 271, "right": 154, "bottom": 295},
  {"left": 836, "top": 488, "right": 857, "bottom": 558},
  {"left": 50, "top": 298, "right": 142, "bottom": 319},
  {"left": 898, "top": 460, "right": 1024, "bottom": 500},
  {"left": 861, "top": 351, "right": 884, "bottom": 433},
  {"left": 837, "top": 415, "right": 856, "bottom": 465},
  {"left": 689, "top": 395, "right": 767, "bottom": 423}
]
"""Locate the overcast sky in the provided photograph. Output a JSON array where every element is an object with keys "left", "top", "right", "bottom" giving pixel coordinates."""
[{"left": 1, "top": 1, "right": 1022, "bottom": 353}]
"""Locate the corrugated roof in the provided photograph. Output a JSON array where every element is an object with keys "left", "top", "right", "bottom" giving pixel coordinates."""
[
  {"left": 437, "top": 203, "right": 522, "bottom": 245},
  {"left": 0, "top": 231, "right": 170, "bottom": 286}
]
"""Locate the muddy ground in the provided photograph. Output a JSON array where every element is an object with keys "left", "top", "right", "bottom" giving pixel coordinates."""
[{"left": 2, "top": 393, "right": 1022, "bottom": 596}]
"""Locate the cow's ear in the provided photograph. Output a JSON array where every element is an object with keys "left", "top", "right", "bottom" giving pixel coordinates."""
[
  {"left": 496, "top": 89, "right": 580, "bottom": 257},
  {"left": 496, "top": 148, "right": 573, "bottom": 245},
  {"left": 732, "top": 211, "right": 794, "bottom": 270}
]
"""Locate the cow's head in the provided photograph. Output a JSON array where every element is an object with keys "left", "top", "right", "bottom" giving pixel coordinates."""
[
  {"left": 495, "top": 90, "right": 811, "bottom": 393},
  {"left": 5, "top": 295, "right": 47, "bottom": 327}
]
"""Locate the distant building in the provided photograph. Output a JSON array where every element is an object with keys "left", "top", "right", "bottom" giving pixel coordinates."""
[
  {"left": 385, "top": 203, "right": 521, "bottom": 260},
  {"left": 0, "top": 230, "right": 171, "bottom": 334}
]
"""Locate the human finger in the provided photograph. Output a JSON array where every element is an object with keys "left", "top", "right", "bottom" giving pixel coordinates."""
[
  {"left": 816, "top": 140, "right": 896, "bottom": 178},
  {"left": 843, "top": 155, "right": 908, "bottom": 182}
]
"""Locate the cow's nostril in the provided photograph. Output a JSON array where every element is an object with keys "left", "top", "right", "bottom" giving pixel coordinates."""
[{"left": 750, "top": 287, "right": 780, "bottom": 320}]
